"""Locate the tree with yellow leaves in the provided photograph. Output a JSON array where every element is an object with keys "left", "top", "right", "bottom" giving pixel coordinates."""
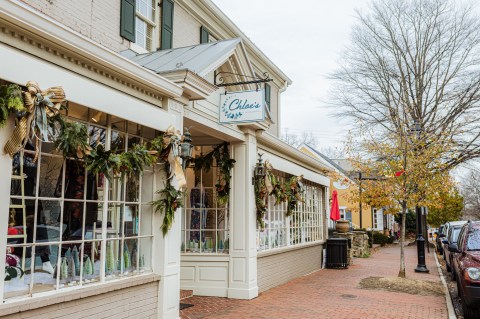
[{"left": 345, "top": 121, "right": 455, "bottom": 278}]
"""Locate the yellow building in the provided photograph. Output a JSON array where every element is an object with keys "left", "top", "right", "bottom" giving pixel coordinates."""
[{"left": 299, "top": 145, "right": 375, "bottom": 230}]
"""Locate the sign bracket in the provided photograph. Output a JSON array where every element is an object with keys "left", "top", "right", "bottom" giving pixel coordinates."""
[{"left": 214, "top": 71, "right": 272, "bottom": 89}]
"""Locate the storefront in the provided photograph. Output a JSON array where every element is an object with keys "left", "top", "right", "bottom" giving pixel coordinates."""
[
  {"left": 0, "top": 2, "right": 185, "bottom": 318},
  {"left": 0, "top": 1, "right": 334, "bottom": 318}
]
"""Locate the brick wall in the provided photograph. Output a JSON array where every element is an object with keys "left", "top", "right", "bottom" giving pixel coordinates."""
[
  {"left": 257, "top": 244, "right": 323, "bottom": 292},
  {"left": 20, "top": 0, "right": 129, "bottom": 52},
  {"left": 1, "top": 280, "right": 159, "bottom": 319}
]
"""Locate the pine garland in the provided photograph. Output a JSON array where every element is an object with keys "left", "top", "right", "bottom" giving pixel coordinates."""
[
  {"left": 0, "top": 83, "right": 24, "bottom": 128},
  {"left": 194, "top": 142, "right": 235, "bottom": 205},
  {"left": 254, "top": 161, "right": 305, "bottom": 227}
]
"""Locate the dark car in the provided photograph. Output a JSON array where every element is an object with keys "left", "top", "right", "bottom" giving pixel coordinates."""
[
  {"left": 443, "top": 224, "right": 465, "bottom": 275},
  {"left": 450, "top": 221, "right": 480, "bottom": 319},
  {"left": 436, "top": 224, "right": 445, "bottom": 254}
]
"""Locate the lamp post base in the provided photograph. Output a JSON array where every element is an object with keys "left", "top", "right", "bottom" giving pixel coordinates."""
[
  {"left": 415, "top": 234, "right": 429, "bottom": 273},
  {"left": 415, "top": 265, "right": 429, "bottom": 273}
]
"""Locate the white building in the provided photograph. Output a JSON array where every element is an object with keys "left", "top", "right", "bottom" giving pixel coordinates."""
[{"left": 0, "top": 1, "right": 331, "bottom": 318}]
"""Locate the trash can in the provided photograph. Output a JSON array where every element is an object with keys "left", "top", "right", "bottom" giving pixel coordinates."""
[{"left": 325, "top": 238, "right": 348, "bottom": 269}]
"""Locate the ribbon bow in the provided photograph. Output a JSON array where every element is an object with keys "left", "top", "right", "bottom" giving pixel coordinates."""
[
  {"left": 4, "top": 81, "right": 65, "bottom": 161},
  {"left": 163, "top": 125, "right": 187, "bottom": 190}
]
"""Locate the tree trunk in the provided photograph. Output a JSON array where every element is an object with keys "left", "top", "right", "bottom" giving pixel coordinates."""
[{"left": 398, "top": 202, "right": 407, "bottom": 278}]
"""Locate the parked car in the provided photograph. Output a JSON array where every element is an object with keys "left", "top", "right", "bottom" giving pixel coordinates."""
[
  {"left": 450, "top": 221, "right": 480, "bottom": 319},
  {"left": 435, "top": 224, "right": 445, "bottom": 254},
  {"left": 442, "top": 222, "right": 466, "bottom": 274}
]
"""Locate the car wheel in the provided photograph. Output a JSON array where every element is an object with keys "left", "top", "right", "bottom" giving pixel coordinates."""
[{"left": 462, "top": 298, "right": 480, "bottom": 319}]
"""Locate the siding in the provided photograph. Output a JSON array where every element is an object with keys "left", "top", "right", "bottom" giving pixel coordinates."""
[
  {"left": 20, "top": 0, "right": 129, "bottom": 52},
  {"left": 1, "top": 281, "right": 159, "bottom": 319},
  {"left": 257, "top": 244, "right": 324, "bottom": 292},
  {"left": 173, "top": 4, "right": 201, "bottom": 48}
]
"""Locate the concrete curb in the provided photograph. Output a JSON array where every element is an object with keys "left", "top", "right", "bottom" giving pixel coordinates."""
[{"left": 434, "top": 251, "right": 457, "bottom": 319}]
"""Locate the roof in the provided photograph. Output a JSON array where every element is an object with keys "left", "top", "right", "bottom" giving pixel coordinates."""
[
  {"left": 122, "top": 38, "right": 242, "bottom": 77},
  {"left": 299, "top": 144, "right": 351, "bottom": 177}
]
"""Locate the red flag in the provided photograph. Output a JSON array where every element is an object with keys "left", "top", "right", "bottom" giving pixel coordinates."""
[
  {"left": 395, "top": 170, "right": 405, "bottom": 177},
  {"left": 330, "top": 190, "right": 340, "bottom": 221}
]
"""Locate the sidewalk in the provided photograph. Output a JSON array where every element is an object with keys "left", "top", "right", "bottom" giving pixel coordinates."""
[{"left": 180, "top": 244, "right": 448, "bottom": 319}]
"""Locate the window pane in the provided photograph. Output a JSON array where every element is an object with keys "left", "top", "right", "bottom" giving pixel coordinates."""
[
  {"left": 138, "top": 237, "right": 152, "bottom": 273},
  {"left": 39, "top": 155, "right": 63, "bottom": 198},
  {"left": 124, "top": 205, "right": 139, "bottom": 237}
]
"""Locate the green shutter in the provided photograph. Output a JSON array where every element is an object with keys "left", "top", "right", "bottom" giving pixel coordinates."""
[
  {"left": 161, "top": 0, "right": 174, "bottom": 50},
  {"left": 265, "top": 83, "right": 271, "bottom": 110},
  {"left": 200, "top": 26, "right": 209, "bottom": 44},
  {"left": 120, "top": 0, "right": 135, "bottom": 42}
]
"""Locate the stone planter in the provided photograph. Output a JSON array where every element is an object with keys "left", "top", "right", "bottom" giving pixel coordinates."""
[{"left": 335, "top": 220, "right": 350, "bottom": 233}]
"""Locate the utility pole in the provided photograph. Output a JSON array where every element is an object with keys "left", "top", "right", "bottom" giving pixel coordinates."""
[{"left": 359, "top": 172, "right": 363, "bottom": 229}]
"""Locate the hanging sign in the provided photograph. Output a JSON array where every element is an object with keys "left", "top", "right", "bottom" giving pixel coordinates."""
[{"left": 219, "top": 90, "right": 265, "bottom": 124}]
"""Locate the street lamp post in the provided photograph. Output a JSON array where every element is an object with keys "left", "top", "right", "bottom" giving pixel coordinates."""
[{"left": 410, "top": 121, "right": 429, "bottom": 273}]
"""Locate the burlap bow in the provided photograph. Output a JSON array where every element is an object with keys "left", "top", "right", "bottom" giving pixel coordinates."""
[
  {"left": 163, "top": 125, "right": 187, "bottom": 190},
  {"left": 4, "top": 81, "right": 65, "bottom": 161},
  {"left": 264, "top": 160, "right": 274, "bottom": 193}
]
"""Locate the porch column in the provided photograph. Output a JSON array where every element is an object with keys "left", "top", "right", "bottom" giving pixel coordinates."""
[
  {"left": 228, "top": 129, "right": 258, "bottom": 299},
  {"left": 153, "top": 100, "right": 183, "bottom": 319}
]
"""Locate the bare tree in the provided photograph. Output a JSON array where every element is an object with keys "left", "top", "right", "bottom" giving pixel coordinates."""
[
  {"left": 330, "top": 0, "right": 480, "bottom": 169},
  {"left": 281, "top": 129, "right": 319, "bottom": 148},
  {"left": 460, "top": 170, "right": 480, "bottom": 220}
]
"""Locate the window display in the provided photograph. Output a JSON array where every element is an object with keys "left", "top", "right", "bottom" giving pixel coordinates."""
[
  {"left": 181, "top": 146, "right": 230, "bottom": 254},
  {"left": 257, "top": 176, "right": 325, "bottom": 251},
  {"left": 4, "top": 105, "right": 155, "bottom": 301}
]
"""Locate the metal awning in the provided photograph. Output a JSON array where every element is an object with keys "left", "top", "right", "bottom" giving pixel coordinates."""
[{"left": 122, "top": 38, "right": 242, "bottom": 77}]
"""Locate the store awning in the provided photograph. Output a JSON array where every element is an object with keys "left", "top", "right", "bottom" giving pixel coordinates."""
[
  {"left": 122, "top": 38, "right": 247, "bottom": 100},
  {"left": 124, "top": 38, "right": 241, "bottom": 76}
]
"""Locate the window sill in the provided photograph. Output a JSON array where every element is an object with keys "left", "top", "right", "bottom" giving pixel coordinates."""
[
  {"left": 257, "top": 240, "right": 326, "bottom": 258},
  {"left": 0, "top": 273, "right": 160, "bottom": 317},
  {"left": 129, "top": 42, "right": 149, "bottom": 54}
]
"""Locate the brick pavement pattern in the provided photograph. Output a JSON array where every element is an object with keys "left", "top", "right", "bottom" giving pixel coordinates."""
[{"left": 180, "top": 243, "right": 448, "bottom": 319}]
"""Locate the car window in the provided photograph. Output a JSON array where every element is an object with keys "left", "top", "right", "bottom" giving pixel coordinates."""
[
  {"left": 452, "top": 228, "right": 462, "bottom": 243},
  {"left": 458, "top": 227, "right": 466, "bottom": 250},
  {"left": 467, "top": 228, "right": 480, "bottom": 251}
]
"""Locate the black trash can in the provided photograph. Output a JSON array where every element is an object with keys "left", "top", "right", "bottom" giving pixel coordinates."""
[{"left": 325, "top": 238, "right": 348, "bottom": 269}]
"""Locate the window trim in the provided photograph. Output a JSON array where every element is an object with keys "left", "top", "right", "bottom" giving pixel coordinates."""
[{"left": 3, "top": 107, "right": 156, "bottom": 302}]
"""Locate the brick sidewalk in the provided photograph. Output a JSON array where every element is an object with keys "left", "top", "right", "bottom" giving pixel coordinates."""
[{"left": 180, "top": 243, "right": 448, "bottom": 319}]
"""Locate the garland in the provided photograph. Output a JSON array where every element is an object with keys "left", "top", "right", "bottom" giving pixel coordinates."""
[
  {"left": 0, "top": 83, "right": 24, "bottom": 128},
  {"left": 254, "top": 160, "right": 305, "bottom": 228},
  {"left": 194, "top": 142, "right": 235, "bottom": 206},
  {"left": 149, "top": 132, "right": 185, "bottom": 236},
  {"left": 0, "top": 81, "right": 187, "bottom": 236}
]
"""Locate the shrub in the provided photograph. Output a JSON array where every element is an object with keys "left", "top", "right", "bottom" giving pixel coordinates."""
[{"left": 372, "top": 232, "right": 390, "bottom": 246}]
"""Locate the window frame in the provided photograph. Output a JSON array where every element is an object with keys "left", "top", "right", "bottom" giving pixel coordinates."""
[
  {"left": 257, "top": 172, "right": 325, "bottom": 252},
  {"left": 4, "top": 105, "right": 156, "bottom": 301},
  {"left": 134, "top": 0, "right": 157, "bottom": 52}
]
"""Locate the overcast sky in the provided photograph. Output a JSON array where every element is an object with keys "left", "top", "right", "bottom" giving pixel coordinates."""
[{"left": 211, "top": 0, "right": 372, "bottom": 150}]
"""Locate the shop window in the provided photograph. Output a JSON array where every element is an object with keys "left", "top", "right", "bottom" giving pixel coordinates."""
[
  {"left": 181, "top": 146, "right": 230, "bottom": 254},
  {"left": 4, "top": 106, "right": 155, "bottom": 301},
  {"left": 257, "top": 176, "right": 325, "bottom": 251}
]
